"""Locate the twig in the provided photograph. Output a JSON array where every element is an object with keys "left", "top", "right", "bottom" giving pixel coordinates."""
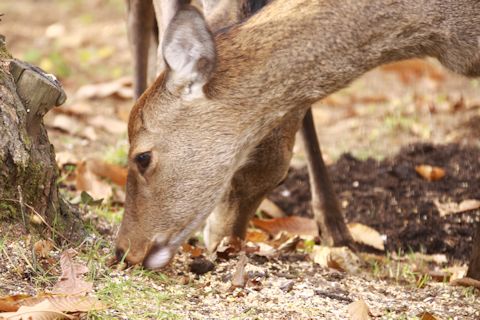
[
  {"left": 314, "top": 289, "right": 353, "bottom": 303},
  {"left": 17, "top": 185, "right": 27, "bottom": 228}
]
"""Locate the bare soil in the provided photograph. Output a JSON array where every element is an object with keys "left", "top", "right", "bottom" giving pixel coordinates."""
[{"left": 270, "top": 143, "right": 480, "bottom": 262}]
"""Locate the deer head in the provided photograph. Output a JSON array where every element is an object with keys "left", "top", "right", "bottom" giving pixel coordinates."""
[{"left": 116, "top": 0, "right": 480, "bottom": 269}]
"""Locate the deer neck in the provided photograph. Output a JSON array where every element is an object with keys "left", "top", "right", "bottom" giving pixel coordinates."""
[{"left": 209, "top": 0, "right": 444, "bottom": 109}]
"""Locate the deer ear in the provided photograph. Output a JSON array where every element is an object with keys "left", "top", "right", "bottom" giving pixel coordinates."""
[{"left": 162, "top": 5, "right": 216, "bottom": 100}]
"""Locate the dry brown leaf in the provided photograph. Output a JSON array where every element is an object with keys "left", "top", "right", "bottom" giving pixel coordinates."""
[
  {"left": 258, "top": 199, "right": 286, "bottom": 218},
  {"left": 33, "top": 240, "right": 54, "bottom": 258},
  {"left": 251, "top": 216, "right": 318, "bottom": 237},
  {"left": 450, "top": 277, "right": 480, "bottom": 289},
  {"left": 415, "top": 165, "right": 446, "bottom": 181},
  {"left": 347, "top": 299, "right": 371, "bottom": 320},
  {"left": 50, "top": 114, "right": 82, "bottom": 135},
  {"left": 86, "top": 158, "right": 128, "bottom": 187},
  {"left": 413, "top": 253, "right": 448, "bottom": 265},
  {"left": 433, "top": 199, "right": 480, "bottom": 217},
  {"left": 182, "top": 243, "right": 204, "bottom": 258},
  {"left": 6, "top": 295, "right": 105, "bottom": 313},
  {"left": 0, "top": 299, "right": 72, "bottom": 320},
  {"left": 444, "top": 265, "right": 468, "bottom": 281},
  {"left": 80, "top": 126, "right": 98, "bottom": 141},
  {"left": 75, "top": 160, "right": 112, "bottom": 201},
  {"left": 428, "top": 270, "right": 451, "bottom": 282},
  {"left": 278, "top": 235, "right": 301, "bottom": 252},
  {"left": 55, "top": 151, "right": 79, "bottom": 167},
  {"left": 381, "top": 59, "right": 445, "bottom": 84},
  {"left": 255, "top": 242, "right": 277, "bottom": 257},
  {"left": 51, "top": 249, "right": 93, "bottom": 295},
  {"left": 216, "top": 237, "right": 243, "bottom": 259},
  {"left": 418, "top": 311, "right": 438, "bottom": 320},
  {"left": 75, "top": 77, "right": 133, "bottom": 100},
  {"left": 348, "top": 223, "right": 385, "bottom": 251},
  {"left": 245, "top": 229, "right": 269, "bottom": 243},
  {"left": 53, "top": 102, "right": 94, "bottom": 117},
  {"left": 0, "top": 294, "right": 31, "bottom": 312},
  {"left": 311, "top": 246, "right": 361, "bottom": 273},
  {"left": 89, "top": 115, "right": 127, "bottom": 134}
]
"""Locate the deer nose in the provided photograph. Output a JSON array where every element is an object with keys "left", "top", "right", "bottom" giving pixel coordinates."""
[
  {"left": 115, "top": 247, "right": 126, "bottom": 262},
  {"left": 143, "top": 242, "right": 173, "bottom": 270}
]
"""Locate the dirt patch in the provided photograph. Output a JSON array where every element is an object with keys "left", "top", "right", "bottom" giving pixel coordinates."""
[{"left": 269, "top": 143, "right": 480, "bottom": 262}]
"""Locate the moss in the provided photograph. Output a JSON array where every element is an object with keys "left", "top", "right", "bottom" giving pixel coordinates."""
[
  {"left": 0, "top": 35, "right": 12, "bottom": 60},
  {"left": 0, "top": 202, "right": 17, "bottom": 220}
]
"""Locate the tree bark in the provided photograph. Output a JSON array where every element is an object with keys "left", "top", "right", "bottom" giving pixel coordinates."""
[
  {"left": 0, "top": 36, "right": 81, "bottom": 241},
  {"left": 467, "top": 221, "right": 480, "bottom": 280}
]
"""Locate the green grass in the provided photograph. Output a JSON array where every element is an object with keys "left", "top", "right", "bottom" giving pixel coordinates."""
[
  {"left": 88, "top": 270, "right": 182, "bottom": 320},
  {"left": 103, "top": 139, "right": 129, "bottom": 167}
]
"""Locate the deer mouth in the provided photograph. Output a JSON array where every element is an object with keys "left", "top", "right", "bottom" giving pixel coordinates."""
[{"left": 143, "top": 241, "right": 174, "bottom": 269}]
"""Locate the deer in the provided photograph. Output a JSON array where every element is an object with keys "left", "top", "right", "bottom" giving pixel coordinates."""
[
  {"left": 124, "top": 0, "right": 353, "bottom": 252},
  {"left": 116, "top": 0, "right": 480, "bottom": 269}
]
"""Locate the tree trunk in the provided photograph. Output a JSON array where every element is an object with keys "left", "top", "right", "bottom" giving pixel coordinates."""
[
  {"left": 0, "top": 36, "right": 81, "bottom": 241},
  {"left": 467, "top": 221, "right": 480, "bottom": 280}
]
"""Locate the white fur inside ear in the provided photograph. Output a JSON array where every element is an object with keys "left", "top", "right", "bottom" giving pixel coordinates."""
[
  {"left": 183, "top": 81, "right": 206, "bottom": 100},
  {"left": 162, "top": 6, "right": 216, "bottom": 101}
]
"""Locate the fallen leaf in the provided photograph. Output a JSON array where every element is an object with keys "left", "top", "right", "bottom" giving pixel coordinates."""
[
  {"left": 258, "top": 199, "right": 286, "bottom": 218},
  {"left": 415, "top": 165, "right": 446, "bottom": 181},
  {"left": 33, "top": 240, "right": 54, "bottom": 258},
  {"left": 279, "top": 280, "right": 295, "bottom": 292},
  {"left": 255, "top": 243, "right": 277, "bottom": 257},
  {"left": 347, "top": 299, "right": 371, "bottom": 320},
  {"left": 0, "top": 295, "right": 30, "bottom": 312},
  {"left": 89, "top": 115, "right": 127, "bottom": 135},
  {"left": 9, "top": 295, "right": 105, "bottom": 312},
  {"left": 0, "top": 299, "right": 72, "bottom": 320},
  {"left": 412, "top": 253, "right": 448, "bottom": 265},
  {"left": 55, "top": 151, "right": 79, "bottom": 167},
  {"left": 50, "top": 114, "right": 82, "bottom": 135},
  {"left": 182, "top": 243, "right": 204, "bottom": 258},
  {"left": 75, "top": 77, "right": 133, "bottom": 100},
  {"left": 277, "top": 235, "right": 301, "bottom": 252},
  {"left": 348, "top": 223, "right": 385, "bottom": 251},
  {"left": 86, "top": 158, "right": 128, "bottom": 187},
  {"left": 450, "top": 277, "right": 480, "bottom": 289},
  {"left": 381, "top": 59, "right": 445, "bottom": 84},
  {"left": 245, "top": 229, "right": 269, "bottom": 243},
  {"left": 53, "top": 102, "right": 94, "bottom": 117},
  {"left": 80, "top": 126, "right": 97, "bottom": 141},
  {"left": 51, "top": 249, "right": 93, "bottom": 295},
  {"left": 75, "top": 160, "right": 112, "bottom": 201},
  {"left": 444, "top": 265, "right": 468, "bottom": 281},
  {"left": 311, "top": 246, "right": 361, "bottom": 273},
  {"left": 216, "top": 237, "right": 243, "bottom": 260},
  {"left": 418, "top": 311, "right": 438, "bottom": 320},
  {"left": 231, "top": 253, "right": 248, "bottom": 288},
  {"left": 428, "top": 270, "right": 451, "bottom": 282},
  {"left": 433, "top": 199, "right": 480, "bottom": 217},
  {"left": 251, "top": 216, "right": 318, "bottom": 237}
]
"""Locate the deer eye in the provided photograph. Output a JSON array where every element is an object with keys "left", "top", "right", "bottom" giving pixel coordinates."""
[{"left": 134, "top": 152, "right": 151, "bottom": 174}]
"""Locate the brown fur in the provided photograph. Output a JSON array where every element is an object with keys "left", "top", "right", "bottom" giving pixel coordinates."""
[{"left": 118, "top": 0, "right": 480, "bottom": 268}]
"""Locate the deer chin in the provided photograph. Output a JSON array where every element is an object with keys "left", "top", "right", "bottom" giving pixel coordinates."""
[{"left": 143, "top": 212, "right": 209, "bottom": 269}]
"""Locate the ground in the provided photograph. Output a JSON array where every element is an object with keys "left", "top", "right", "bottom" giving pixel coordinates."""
[{"left": 0, "top": 0, "right": 479, "bottom": 319}]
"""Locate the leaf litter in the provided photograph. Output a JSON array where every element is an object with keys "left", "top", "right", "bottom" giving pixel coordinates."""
[{"left": 0, "top": 249, "right": 105, "bottom": 319}]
